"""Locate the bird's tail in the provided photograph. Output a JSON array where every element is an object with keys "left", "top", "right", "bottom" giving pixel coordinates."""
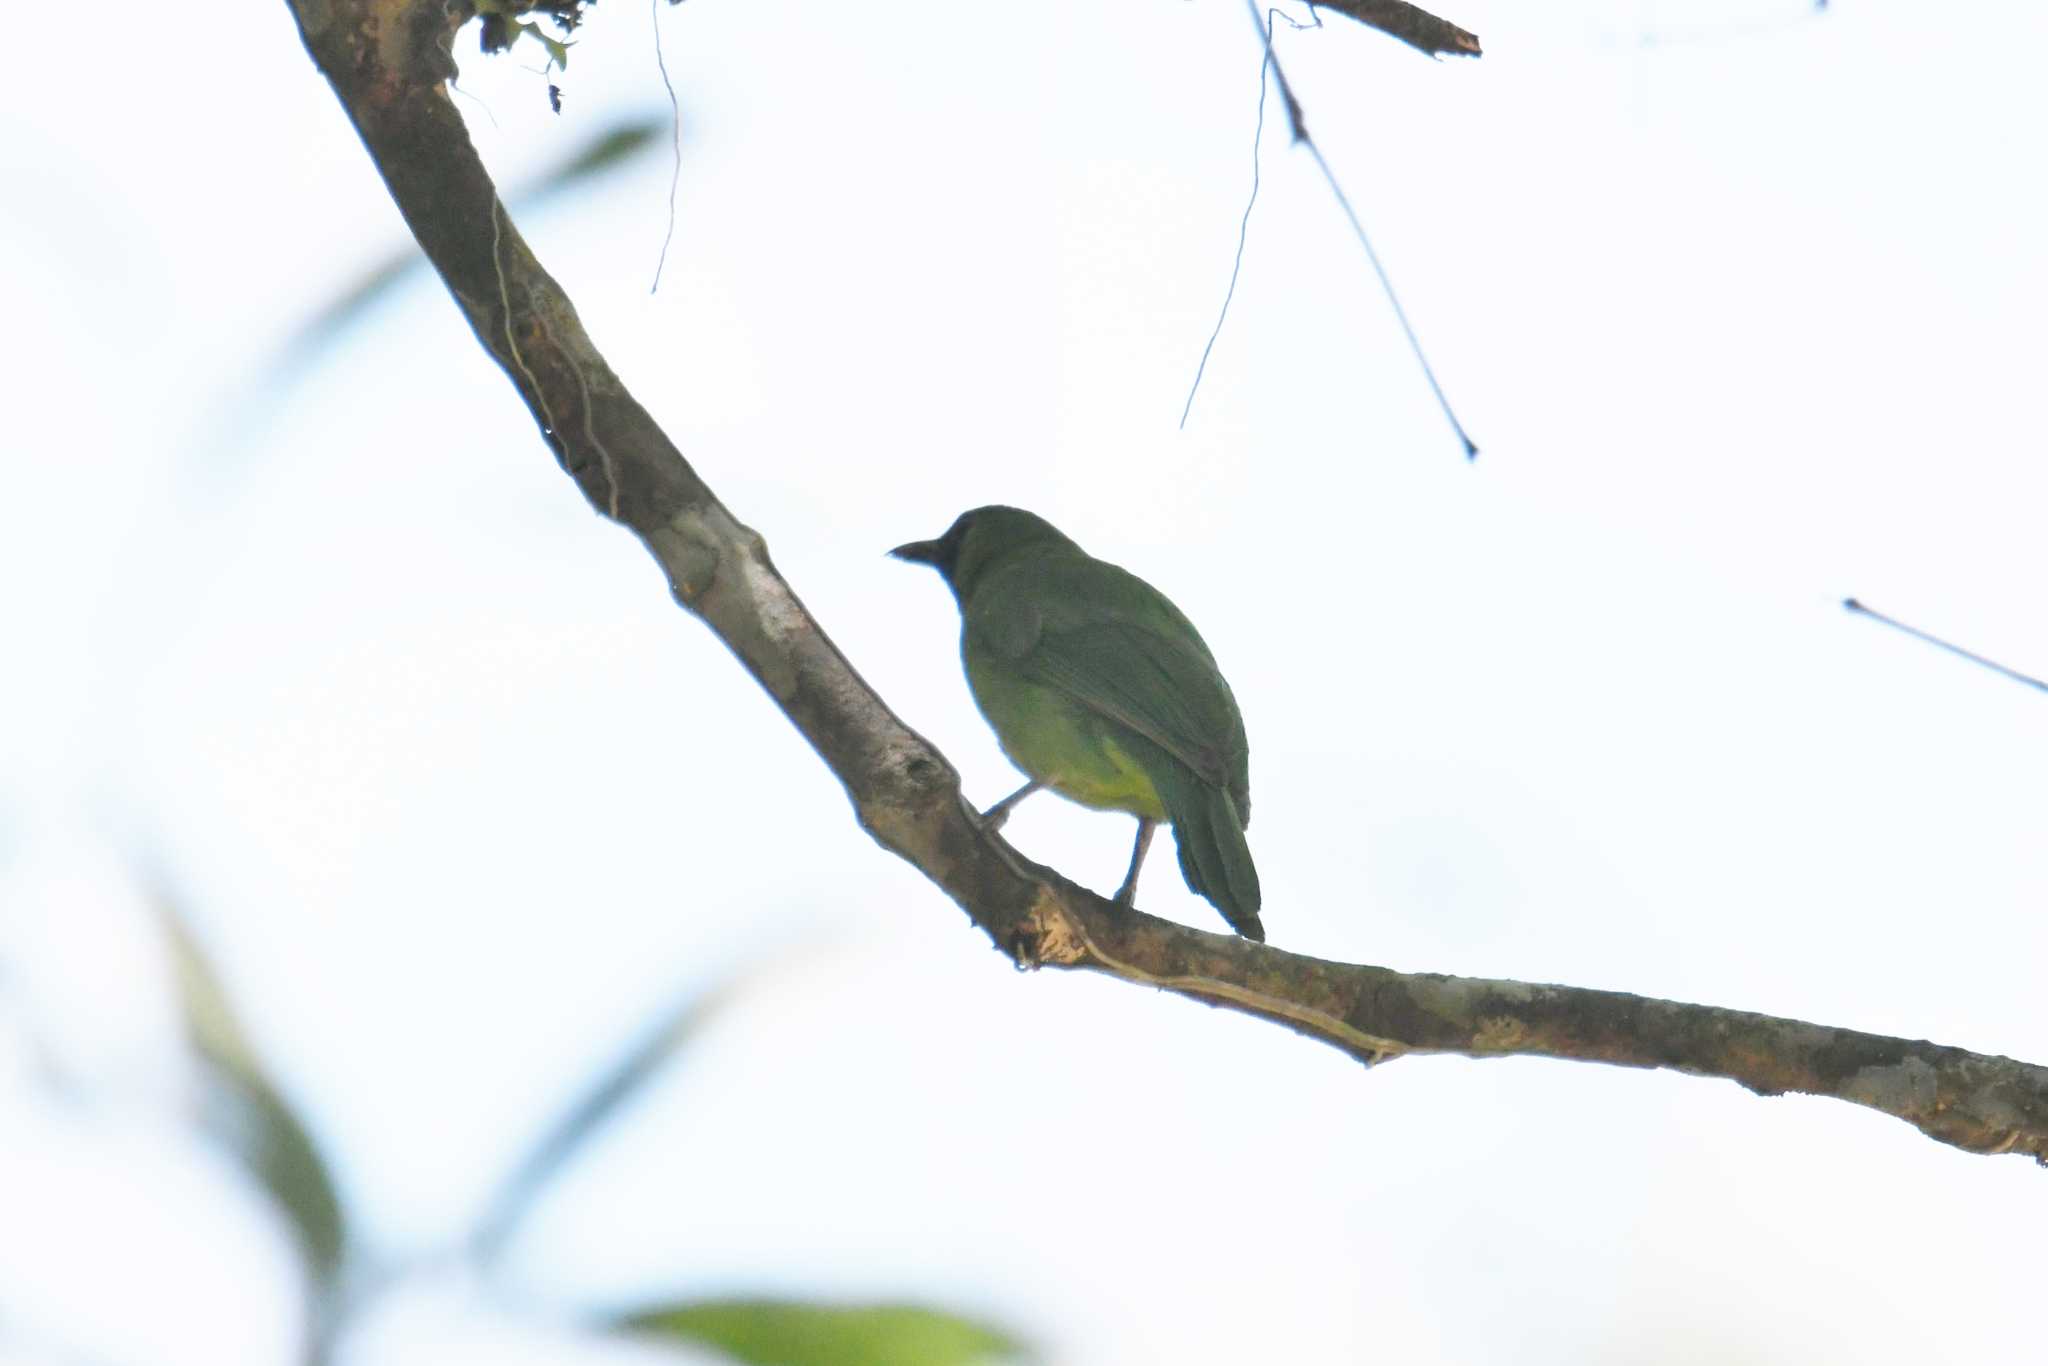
[{"left": 1162, "top": 775, "right": 1264, "bottom": 942}]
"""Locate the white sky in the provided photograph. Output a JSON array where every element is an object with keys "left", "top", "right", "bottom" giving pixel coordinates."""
[{"left": 4, "top": 0, "right": 2047, "bottom": 1362}]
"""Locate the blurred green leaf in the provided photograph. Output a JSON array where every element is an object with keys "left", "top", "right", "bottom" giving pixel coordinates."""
[
  {"left": 518, "top": 20, "right": 573, "bottom": 71},
  {"left": 276, "top": 118, "right": 664, "bottom": 371},
  {"left": 543, "top": 121, "right": 669, "bottom": 183},
  {"left": 471, "top": 976, "right": 734, "bottom": 1258},
  {"left": 159, "top": 902, "right": 347, "bottom": 1283},
  {"left": 620, "top": 1301, "right": 1027, "bottom": 1366}
]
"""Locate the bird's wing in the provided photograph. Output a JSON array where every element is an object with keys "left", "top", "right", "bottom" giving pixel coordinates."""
[
  {"left": 964, "top": 555, "right": 1246, "bottom": 794},
  {"left": 1021, "top": 621, "right": 1237, "bottom": 790}
]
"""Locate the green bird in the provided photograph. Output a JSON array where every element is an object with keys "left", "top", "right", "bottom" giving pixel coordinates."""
[{"left": 892, "top": 506, "right": 1263, "bottom": 941}]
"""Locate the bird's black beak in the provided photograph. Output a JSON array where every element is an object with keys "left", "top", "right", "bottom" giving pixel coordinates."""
[{"left": 891, "top": 513, "right": 971, "bottom": 581}]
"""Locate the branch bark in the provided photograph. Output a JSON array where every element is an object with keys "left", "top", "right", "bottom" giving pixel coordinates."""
[
  {"left": 284, "top": 0, "right": 2047, "bottom": 1166},
  {"left": 1318, "top": 0, "right": 1482, "bottom": 59}
]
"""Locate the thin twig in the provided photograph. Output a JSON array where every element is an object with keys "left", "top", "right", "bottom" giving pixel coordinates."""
[
  {"left": 649, "top": 0, "right": 682, "bottom": 294},
  {"left": 1844, "top": 598, "right": 2048, "bottom": 696},
  {"left": 1241, "top": 0, "right": 1478, "bottom": 458},
  {"left": 1181, "top": 14, "right": 1278, "bottom": 428}
]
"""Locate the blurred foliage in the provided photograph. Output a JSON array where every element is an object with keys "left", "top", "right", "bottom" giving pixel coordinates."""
[
  {"left": 623, "top": 1300, "right": 1027, "bottom": 1366},
  {"left": 472, "top": 971, "right": 739, "bottom": 1259},
  {"left": 135, "top": 871, "right": 1026, "bottom": 1364},
  {"left": 160, "top": 898, "right": 348, "bottom": 1283},
  {"left": 274, "top": 119, "right": 663, "bottom": 376}
]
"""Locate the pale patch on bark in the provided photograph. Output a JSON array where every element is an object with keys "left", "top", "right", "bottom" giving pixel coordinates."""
[
  {"left": 1841, "top": 1056, "right": 1940, "bottom": 1115},
  {"left": 1022, "top": 888, "right": 1089, "bottom": 968},
  {"left": 1471, "top": 1015, "right": 1532, "bottom": 1052}
]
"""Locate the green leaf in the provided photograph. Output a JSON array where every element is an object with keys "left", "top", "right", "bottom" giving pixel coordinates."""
[
  {"left": 546, "top": 121, "right": 667, "bottom": 184},
  {"left": 620, "top": 1301, "right": 1027, "bottom": 1366},
  {"left": 262, "top": 119, "right": 662, "bottom": 378},
  {"left": 159, "top": 900, "right": 347, "bottom": 1283},
  {"left": 470, "top": 977, "right": 734, "bottom": 1258},
  {"left": 515, "top": 20, "right": 574, "bottom": 71}
]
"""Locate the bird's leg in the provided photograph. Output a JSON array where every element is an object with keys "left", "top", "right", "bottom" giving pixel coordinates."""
[
  {"left": 1113, "top": 818, "right": 1158, "bottom": 906},
  {"left": 978, "top": 779, "right": 1044, "bottom": 832}
]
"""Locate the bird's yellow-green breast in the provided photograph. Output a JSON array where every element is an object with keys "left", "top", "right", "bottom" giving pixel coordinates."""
[{"left": 963, "top": 637, "right": 1168, "bottom": 819}]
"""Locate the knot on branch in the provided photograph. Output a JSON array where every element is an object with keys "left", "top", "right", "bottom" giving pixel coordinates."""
[{"left": 648, "top": 513, "right": 724, "bottom": 606}]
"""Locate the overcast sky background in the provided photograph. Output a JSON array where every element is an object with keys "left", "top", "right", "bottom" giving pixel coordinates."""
[{"left": 4, "top": 0, "right": 2047, "bottom": 1362}]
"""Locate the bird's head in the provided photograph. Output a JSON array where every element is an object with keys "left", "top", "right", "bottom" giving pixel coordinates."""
[{"left": 890, "top": 506, "right": 1076, "bottom": 597}]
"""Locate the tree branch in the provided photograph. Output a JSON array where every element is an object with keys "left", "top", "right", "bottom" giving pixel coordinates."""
[
  {"left": 1317, "top": 0, "right": 1482, "bottom": 59},
  {"left": 283, "top": 0, "right": 2047, "bottom": 1166}
]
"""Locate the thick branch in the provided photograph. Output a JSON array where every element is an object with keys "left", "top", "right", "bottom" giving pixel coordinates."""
[{"left": 285, "top": 0, "right": 2046, "bottom": 1166}]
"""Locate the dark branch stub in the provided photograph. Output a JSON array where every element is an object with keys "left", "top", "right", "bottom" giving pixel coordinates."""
[{"left": 1317, "top": 0, "right": 1481, "bottom": 58}]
